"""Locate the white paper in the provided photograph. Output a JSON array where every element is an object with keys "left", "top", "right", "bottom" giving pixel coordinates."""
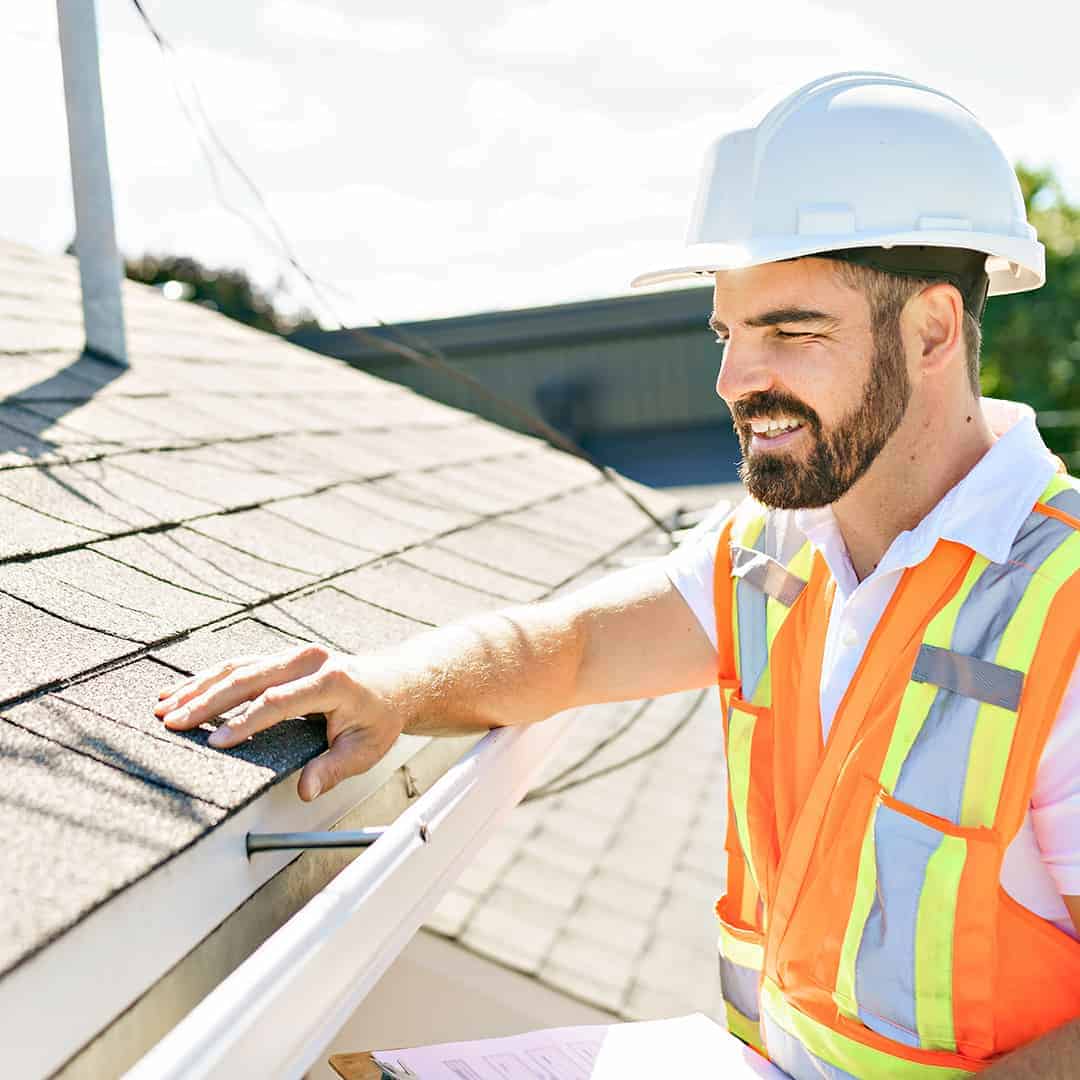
[{"left": 373, "top": 1013, "right": 787, "bottom": 1078}]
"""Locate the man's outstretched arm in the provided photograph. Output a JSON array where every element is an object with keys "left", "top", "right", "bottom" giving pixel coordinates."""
[{"left": 155, "top": 561, "right": 717, "bottom": 801}]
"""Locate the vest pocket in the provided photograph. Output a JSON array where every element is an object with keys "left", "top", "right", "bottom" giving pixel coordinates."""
[
  {"left": 832, "top": 787, "right": 999, "bottom": 1060},
  {"left": 718, "top": 924, "right": 764, "bottom": 1023},
  {"left": 725, "top": 696, "right": 774, "bottom": 901},
  {"left": 715, "top": 898, "right": 766, "bottom": 1052}
]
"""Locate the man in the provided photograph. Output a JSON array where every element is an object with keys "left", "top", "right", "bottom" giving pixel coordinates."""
[{"left": 155, "top": 73, "right": 1080, "bottom": 1077}]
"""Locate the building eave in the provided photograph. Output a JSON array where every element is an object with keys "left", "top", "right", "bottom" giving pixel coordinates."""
[
  {"left": 125, "top": 715, "right": 576, "bottom": 1078},
  {"left": 291, "top": 286, "right": 713, "bottom": 365},
  {"left": 5, "top": 732, "right": 448, "bottom": 1080}
]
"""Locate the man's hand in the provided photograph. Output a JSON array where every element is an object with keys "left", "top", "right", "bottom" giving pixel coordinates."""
[
  {"left": 153, "top": 563, "right": 719, "bottom": 802},
  {"left": 154, "top": 644, "right": 404, "bottom": 801}
]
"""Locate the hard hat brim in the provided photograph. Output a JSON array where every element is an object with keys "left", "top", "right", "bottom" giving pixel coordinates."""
[{"left": 631, "top": 230, "right": 1045, "bottom": 298}]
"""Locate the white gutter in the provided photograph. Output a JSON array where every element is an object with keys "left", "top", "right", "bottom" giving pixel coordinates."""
[
  {"left": 125, "top": 713, "right": 574, "bottom": 1079},
  {"left": 3, "top": 735, "right": 430, "bottom": 1080}
]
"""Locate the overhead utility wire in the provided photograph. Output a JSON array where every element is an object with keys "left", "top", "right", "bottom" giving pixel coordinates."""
[
  {"left": 127, "top": 0, "right": 676, "bottom": 542},
  {"left": 128, "top": 0, "right": 696, "bottom": 806},
  {"left": 128, "top": 1, "right": 285, "bottom": 261},
  {"left": 521, "top": 690, "right": 707, "bottom": 804},
  {"left": 527, "top": 698, "right": 653, "bottom": 794}
]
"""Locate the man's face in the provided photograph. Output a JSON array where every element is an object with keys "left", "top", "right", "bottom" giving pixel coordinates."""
[{"left": 711, "top": 258, "right": 911, "bottom": 509}]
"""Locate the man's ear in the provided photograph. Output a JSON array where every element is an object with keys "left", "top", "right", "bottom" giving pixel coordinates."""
[{"left": 904, "top": 282, "right": 964, "bottom": 378}]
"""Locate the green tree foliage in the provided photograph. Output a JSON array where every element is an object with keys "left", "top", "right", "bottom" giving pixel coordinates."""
[
  {"left": 981, "top": 166, "right": 1080, "bottom": 464},
  {"left": 124, "top": 253, "right": 318, "bottom": 337}
]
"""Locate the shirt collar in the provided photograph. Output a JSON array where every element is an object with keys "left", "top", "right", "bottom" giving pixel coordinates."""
[
  {"left": 793, "top": 398, "right": 1058, "bottom": 586},
  {"left": 927, "top": 399, "right": 1057, "bottom": 564}
]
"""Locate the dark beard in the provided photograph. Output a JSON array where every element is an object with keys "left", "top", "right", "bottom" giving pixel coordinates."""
[{"left": 731, "top": 330, "right": 911, "bottom": 509}]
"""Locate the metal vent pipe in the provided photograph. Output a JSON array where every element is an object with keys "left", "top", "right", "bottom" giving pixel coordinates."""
[{"left": 57, "top": 0, "right": 128, "bottom": 364}]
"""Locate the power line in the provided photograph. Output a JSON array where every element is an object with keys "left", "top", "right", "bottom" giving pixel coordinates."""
[
  {"left": 125, "top": 1, "right": 690, "bottom": 801},
  {"left": 126, "top": 0, "right": 677, "bottom": 541},
  {"left": 526, "top": 698, "right": 653, "bottom": 794},
  {"left": 128, "top": 1, "right": 294, "bottom": 273},
  {"left": 521, "top": 690, "right": 707, "bottom": 804}
]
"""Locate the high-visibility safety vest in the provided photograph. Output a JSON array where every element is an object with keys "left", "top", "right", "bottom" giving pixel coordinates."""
[{"left": 712, "top": 472, "right": 1080, "bottom": 1078}]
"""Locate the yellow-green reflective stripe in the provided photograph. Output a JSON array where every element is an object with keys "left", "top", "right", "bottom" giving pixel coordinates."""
[
  {"left": 881, "top": 682, "right": 938, "bottom": 793},
  {"left": 834, "top": 807, "right": 880, "bottom": 1019},
  {"left": 1039, "top": 473, "right": 1075, "bottom": 502},
  {"left": 738, "top": 513, "right": 768, "bottom": 549},
  {"left": 961, "top": 531, "right": 1080, "bottom": 827},
  {"left": 924, "top": 554, "right": 989, "bottom": 647},
  {"left": 731, "top": 572, "right": 742, "bottom": 687},
  {"left": 728, "top": 705, "right": 760, "bottom": 895},
  {"left": 750, "top": 590, "right": 783, "bottom": 706},
  {"left": 764, "top": 544, "right": 813, "bottom": 650},
  {"left": 726, "top": 1002, "right": 765, "bottom": 1053},
  {"left": 750, "top": 658, "right": 773, "bottom": 708},
  {"left": 959, "top": 701, "right": 1016, "bottom": 827},
  {"left": 718, "top": 925, "right": 765, "bottom": 970},
  {"left": 761, "top": 980, "right": 973, "bottom": 1080},
  {"left": 878, "top": 556, "right": 988, "bottom": 792},
  {"left": 787, "top": 540, "right": 815, "bottom": 582},
  {"left": 915, "top": 835, "right": 966, "bottom": 1050},
  {"left": 730, "top": 514, "right": 766, "bottom": 688},
  {"left": 753, "top": 541, "right": 812, "bottom": 710},
  {"left": 765, "top": 594, "right": 785, "bottom": 651}
]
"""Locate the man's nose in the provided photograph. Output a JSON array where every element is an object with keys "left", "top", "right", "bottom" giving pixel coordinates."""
[{"left": 715, "top": 337, "right": 775, "bottom": 404}]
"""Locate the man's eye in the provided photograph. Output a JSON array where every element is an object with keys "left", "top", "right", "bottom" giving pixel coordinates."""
[
  {"left": 713, "top": 335, "right": 728, "bottom": 346},
  {"left": 776, "top": 329, "right": 815, "bottom": 340}
]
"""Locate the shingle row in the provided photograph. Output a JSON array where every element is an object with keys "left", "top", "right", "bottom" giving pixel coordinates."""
[{"left": 0, "top": 239, "right": 678, "bottom": 992}]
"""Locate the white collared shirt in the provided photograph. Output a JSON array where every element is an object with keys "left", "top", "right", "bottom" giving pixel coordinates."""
[{"left": 665, "top": 399, "right": 1080, "bottom": 936}]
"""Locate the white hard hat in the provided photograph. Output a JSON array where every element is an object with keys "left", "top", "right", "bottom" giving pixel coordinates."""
[{"left": 632, "top": 71, "right": 1044, "bottom": 302}]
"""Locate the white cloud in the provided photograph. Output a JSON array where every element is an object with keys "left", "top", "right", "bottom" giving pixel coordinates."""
[
  {"left": 7, "top": 0, "right": 57, "bottom": 41},
  {"left": 4, "top": 1, "right": 1079, "bottom": 327},
  {"left": 485, "top": 0, "right": 897, "bottom": 76},
  {"left": 261, "top": 0, "right": 436, "bottom": 50}
]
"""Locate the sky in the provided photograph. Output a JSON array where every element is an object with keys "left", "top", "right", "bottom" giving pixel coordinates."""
[{"left": 6, "top": 1, "right": 1080, "bottom": 326}]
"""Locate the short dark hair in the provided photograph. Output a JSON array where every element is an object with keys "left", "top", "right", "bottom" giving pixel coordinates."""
[{"left": 831, "top": 260, "right": 982, "bottom": 395}]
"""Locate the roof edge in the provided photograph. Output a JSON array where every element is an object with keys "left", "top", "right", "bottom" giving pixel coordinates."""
[
  {"left": 125, "top": 713, "right": 579, "bottom": 1078},
  {"left": 289, "top": 286, "right": 714, "bottom": 363},
  {"left": 4, "top": 733, "right": 438, "bottom": 1080}
]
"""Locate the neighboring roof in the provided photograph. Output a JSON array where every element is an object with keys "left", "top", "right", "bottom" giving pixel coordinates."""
[
  {"left": 418, "top": 483, "right": 739, "bottom": 1025},
  {"left": 425, "top": 664, "right": 730, "bottom": 1022},
  {"left": 289, "top": 286, "right": 714, "bottom": 365},
  {"left": 0, "top": 239, "right": 680, "bottom": 1069}
]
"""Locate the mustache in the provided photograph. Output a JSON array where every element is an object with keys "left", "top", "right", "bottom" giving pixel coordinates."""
[{"left": 730, "top": 391, "right": 820, "bottom": 429}]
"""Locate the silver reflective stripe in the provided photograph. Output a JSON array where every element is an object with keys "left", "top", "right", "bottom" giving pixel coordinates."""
[
  {"left": 732, "top": 527, "right": 810, "bottom": 701},
  {"left": 1048, "top": 485, "right": 1080, "bottom": 518},
  {"left": 718, "top": 953, "right": 761, "bottom": 1021},
  {"left": 761, "top": 1012, "right": 859, "bottom": 1080},
  {"left": 911, "top": 644, "right": 1024, "bottom": 711},
  {"left": 734, "top": 535, "right": 770, "bottom": 702},
  {"left": 730, "top": 545, "right": 807, "bottom": 607},
  {"left": 893, "top": 510, "right": 1075, "bottom": 824},
  {"left": 855, "top": 801, "right": 942, "bottom": 1051},
  {"left": 954, "top": 509, "right": 1074, "bottom": 658},
  {"left": 893, "top": 686, "right": 979, "bottom": 823}
]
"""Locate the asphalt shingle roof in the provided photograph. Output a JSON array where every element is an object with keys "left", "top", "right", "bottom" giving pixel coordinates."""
[
  {"left": 419, "top": 507, "right": 739, "bottom": 1024},
  {"left": 426, "top": 681, "right": 731, "bottom": 1022},
  {"left": 0, "top": 238, "right": 681, "bottom": 1019}
]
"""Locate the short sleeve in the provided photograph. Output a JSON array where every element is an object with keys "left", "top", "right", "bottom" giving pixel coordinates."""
[
  {"left": 661, "top": 522, "right": 724, "bottom": 653},
  {"left": 1030, "top": 655, "right": 1080, "bottom": 899}
]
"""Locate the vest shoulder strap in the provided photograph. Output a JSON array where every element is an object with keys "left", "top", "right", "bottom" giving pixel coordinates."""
[{"left": 1036, "top": 471, "right": 1080, "bottom": 531}]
